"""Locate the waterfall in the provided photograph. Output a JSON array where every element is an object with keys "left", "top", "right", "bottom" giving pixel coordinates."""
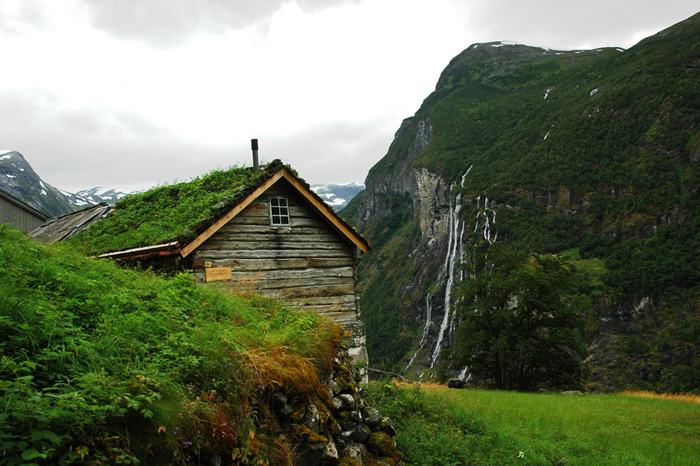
[
  {"left": 429, "top": 166, "right": 472, "bottom": 367},
  {"left": 405, "top": 292, "right": 434, "bottom": 370},
  {"left": 430, "top": 193, "right": 459, "bottom": 367},
  {"left": 458, "top": 365, "right": 472, "bottom": 382},
  {"left": 408, "top": 165, "right": 490, "bottom": 372}
]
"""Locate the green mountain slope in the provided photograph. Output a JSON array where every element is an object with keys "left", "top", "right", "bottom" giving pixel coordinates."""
[{"left": 346, "top": 12, "right": 700, "bottom": 391}]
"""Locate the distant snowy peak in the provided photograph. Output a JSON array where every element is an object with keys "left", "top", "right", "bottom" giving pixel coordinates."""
[
  {"left": 0, "top": 150, "right": 81, "bottom": 217},
  {"left": 74, "top": 186, "right": 131, "bottom": 205},
  {"left": 311, "top": 182, "right": 364, "bottom": 211},
  {"left": 470, "top": 41, "right": 626, "bottom": 55}
]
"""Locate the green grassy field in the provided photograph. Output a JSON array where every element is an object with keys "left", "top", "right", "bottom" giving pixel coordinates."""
[{"left": 367, "top": 383, "right": 700, "bottom": 466}]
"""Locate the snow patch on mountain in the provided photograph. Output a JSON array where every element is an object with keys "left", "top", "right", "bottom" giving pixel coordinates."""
[
  {"left": 311, "top": 182, "right": 364, "bottom": 211},
  {"left": 74, "top": 186, "right": 131, "bottom": 205}
]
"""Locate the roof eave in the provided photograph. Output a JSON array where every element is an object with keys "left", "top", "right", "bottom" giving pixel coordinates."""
[{"left": 97, "top": 241, "right": 181, "bottom": 260}]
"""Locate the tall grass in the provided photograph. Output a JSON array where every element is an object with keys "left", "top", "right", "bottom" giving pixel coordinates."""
[
  {"left": 368, "top": 382, "right": 700, "bottom": 465},
  {"left": 0, "top": 226, "right": 340, "bottom": 464}
]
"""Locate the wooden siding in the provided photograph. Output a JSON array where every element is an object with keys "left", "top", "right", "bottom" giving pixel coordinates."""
[
  {"left": 193, "top": 179, "right": 359, "bottom": 318},
  {"left": 0, "top": 196, "right": 46, "bottom": 232}
]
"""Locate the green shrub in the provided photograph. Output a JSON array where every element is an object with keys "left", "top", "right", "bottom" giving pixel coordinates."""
[{"left": 0, "top": 226, "right": 338, "bottom": 464}]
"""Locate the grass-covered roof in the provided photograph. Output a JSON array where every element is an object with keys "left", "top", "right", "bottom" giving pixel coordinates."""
[{"left": 72, "top": 160, "right": 289, "bottom": 255}]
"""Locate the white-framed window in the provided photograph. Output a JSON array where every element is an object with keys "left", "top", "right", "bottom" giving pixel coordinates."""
[{"left": 269, "top": 196, "right": 290, "bottom": 226}]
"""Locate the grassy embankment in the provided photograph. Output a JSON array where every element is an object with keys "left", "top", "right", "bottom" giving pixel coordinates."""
[
  {"left": 0, "top": 225, "right": 340, "bottom": 465},
  {"left": 368, "top": 382, "right": 700, "bottom": 466}
]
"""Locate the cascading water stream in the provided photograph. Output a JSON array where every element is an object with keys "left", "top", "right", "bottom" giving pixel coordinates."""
[
  {"left": 407, "top": 165, "right": 498, "bottom": 373},
  {"left": 405, "top": 292, "right": 435, "bottom": 370},
  {"left": 429, "top": 166, "right": 472, "bottom": 367}
]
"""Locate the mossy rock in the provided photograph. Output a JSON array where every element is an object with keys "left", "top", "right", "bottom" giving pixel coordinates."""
[
  {"left": 290, "top": 424, "right": 329, "bottom": 444},
  {"left": 339, "top": 458, "right": 362, "bottom": 466},
  {"left": 368, "top": 432, "right": 397, "bottom": 457}
]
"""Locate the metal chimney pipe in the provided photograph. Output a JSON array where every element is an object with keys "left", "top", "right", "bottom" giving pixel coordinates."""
[{"left": 251, "top": 138, "right": 259, "bottom": 169}]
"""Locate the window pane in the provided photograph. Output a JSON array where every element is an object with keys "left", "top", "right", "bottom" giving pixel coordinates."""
[{"left": 270, "top": 197, "right": 291, "bottom": 226}]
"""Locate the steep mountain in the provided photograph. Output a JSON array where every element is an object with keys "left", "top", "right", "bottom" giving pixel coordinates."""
[
  {"left": 0, "top": 150, "right": 90, "bottom": 217},
  {"left": 312, "top": 182, "right": 364, "bottom": 210},
  {"left": 345, "top": 13, "right": 700, "bottom": 391},
  {"left": 74, "top": 186, "right": 131, "bottom": 205}
]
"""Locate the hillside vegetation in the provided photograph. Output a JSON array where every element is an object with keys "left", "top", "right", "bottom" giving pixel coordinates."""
[
  {"left": 345, "top": 12, "right": 700, "bottom": 391},
  {"left": 0, "top": 225, "right": 340, "bottom": 465},
  {"left": 368, "top": 383, "right": 700, "bottom": 466}
]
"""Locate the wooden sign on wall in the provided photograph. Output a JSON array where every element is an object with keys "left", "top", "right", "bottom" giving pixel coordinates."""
[{"left": 204, "top": 266, "right": 232, "bottom": 282}]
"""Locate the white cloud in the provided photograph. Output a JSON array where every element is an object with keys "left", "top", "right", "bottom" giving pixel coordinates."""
[{"left": 0, "top": 0, "right": 697, "bottom": 191}]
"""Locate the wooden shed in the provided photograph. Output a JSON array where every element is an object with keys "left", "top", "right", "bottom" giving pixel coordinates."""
[
  {"left": 71, "top": 160, "right": 370, "bottom": 371},
  {"left": 0, "top": 187, "right": 48, "bottom": 233}
]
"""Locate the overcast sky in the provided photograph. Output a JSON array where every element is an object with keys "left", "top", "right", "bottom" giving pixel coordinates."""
[{"left": 0, "top": 0, "right": 697, "bottom": 192}]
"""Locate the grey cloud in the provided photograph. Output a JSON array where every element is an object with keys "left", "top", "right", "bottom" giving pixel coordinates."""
[
  {"left": 82, "top": 0, "right": 359, "bottom": 47},
  {"left": 0, "top": 91, "right": 388, "bottom": 192},
  {"left": 466, "top": 0, "right": 699, "bottom": 49}
]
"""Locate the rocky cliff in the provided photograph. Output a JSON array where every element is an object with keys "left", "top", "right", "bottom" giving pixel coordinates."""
[{"left": 345, "top": 13, "right": 700, "bottom": 391}]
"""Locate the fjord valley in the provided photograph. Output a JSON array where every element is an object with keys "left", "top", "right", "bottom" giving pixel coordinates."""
[
  {"left": 2, "top": 5, "right": 700, "bottom": 466},
  {"left": 345, "top": 12, "right": 700, "bottom": 393}
]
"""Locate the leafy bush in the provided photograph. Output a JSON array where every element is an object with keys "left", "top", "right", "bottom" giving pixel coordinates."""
[{"left": 0, "top": 226, "right": 339, "bottom": 464}]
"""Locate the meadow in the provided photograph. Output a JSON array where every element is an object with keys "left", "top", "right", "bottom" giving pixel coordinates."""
[{"left": 367, "top": 382, "right": 700, "bottom": 466}]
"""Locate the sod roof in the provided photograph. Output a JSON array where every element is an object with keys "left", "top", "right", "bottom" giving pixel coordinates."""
[{"left": 72, "top": 161, "right": 289, "bottom": 256}]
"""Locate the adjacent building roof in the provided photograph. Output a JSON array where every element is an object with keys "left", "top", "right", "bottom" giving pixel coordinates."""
[
  {"left": 0, "top": 187, "right": 49, "bottom": 221},
  {"left": 71, "top": 160, "right": 369, "bottom": 258},
  {"left": 30, "top": 203, "right": 112, "bottom": 244}
]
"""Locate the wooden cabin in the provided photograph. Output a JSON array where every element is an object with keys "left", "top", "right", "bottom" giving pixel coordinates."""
[
  {"left": 52, "top": 160, "right": 370, "bottom": 372},
  {"left": 0, "top": 187, "right": 48, "bottom": 233}
]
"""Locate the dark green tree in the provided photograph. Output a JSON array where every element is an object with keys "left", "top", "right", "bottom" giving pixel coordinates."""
[{"left": 453, "top": 245, "right": 591, "bottom": 390}]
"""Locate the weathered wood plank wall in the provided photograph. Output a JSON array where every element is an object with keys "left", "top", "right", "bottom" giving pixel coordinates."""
[
  {"left": 0, "top": 196, "right": 46, "bottom": 232},
  {"left": 193, "top": 179, "right": 360, "bottom": 318}
]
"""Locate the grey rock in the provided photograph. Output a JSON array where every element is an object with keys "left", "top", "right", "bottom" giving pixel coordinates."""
[
  {"left": 350, "top": 424, "right": 371, "bottom": 443},
  {"left": 378, "top": 416, "right": 397, "bottom": 436},
  {"left": 340, "top": 430, "right": 353, "bottom": 443},
  {"left": 322, "top": 439, "right": 339, "bottom": 461},
  {"left": 332, "top": 397, "right": 344, "bottom": 410},
  {"left": 303, "top": 404, "right": 320, "bottom": 432},
  {"left": 363, "top": 407, "right": 381, "bottom": 426},
  {"left": 328, "top": 379, "right": 341, "bottom": 395},
  {"left": 349, "top": 410, "right": 362, "bottom": 423},
  {"left": 447, "top": 378, "right": 466, "bottom": 389},
  {"left": 338, "top": 394, "right": 356, "bottom": 410},
  {"left": 341, "top": 443, "right": 368, "bottom": 464},
  {"left": 562, "top": 390, "right": 583, "bottom": 395},
  {"left": 339, "top": 414, "right": 357, "bottom": 431}
]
